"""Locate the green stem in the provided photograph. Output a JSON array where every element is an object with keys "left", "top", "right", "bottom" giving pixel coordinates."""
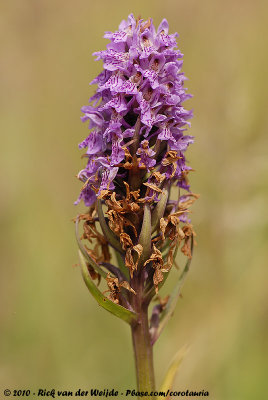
[{"left": 131, "top": 282, "right": 155, "bottom": 399}]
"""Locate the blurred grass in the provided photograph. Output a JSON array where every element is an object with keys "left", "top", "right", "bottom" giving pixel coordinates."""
[{"left": 0, "top": 1, "right": 267, "bottom": 399}]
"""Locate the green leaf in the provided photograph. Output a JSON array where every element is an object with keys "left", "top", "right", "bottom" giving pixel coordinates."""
[
  {"left": 151, "top": 187, "right": 169, "bottom": 233},
  {"left": 79, "top": 250, "right": 137, "bottom": 324},
  {"left": 158, "top": 345, "right": 189, "bottom": 398},
  {"left": 138, "top": 203, "right": 152, "bottom": 266},
  {"left": 75, "top": 217, "right": 106, "bottom": 278},
  {"left": 97, "top": 200, "right": 123, "bottom": 254},
  {"left": 156, "top": 236, "right": 194, "bottom": 341},
  {"left": 114, "top": 249, "right": 129, "bottom": 280}
]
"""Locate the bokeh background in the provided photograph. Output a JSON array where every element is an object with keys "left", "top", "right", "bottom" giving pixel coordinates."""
[{"left": 1, "top": 1, "right": 267, "bottom": 399}]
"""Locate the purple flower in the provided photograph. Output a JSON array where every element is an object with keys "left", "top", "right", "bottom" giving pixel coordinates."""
[
  {"left": 76, "top": 14, "right": 194, "bottom": 206},
  {"left": 137, "top": 140, "right": 156, "bottom": 169}
]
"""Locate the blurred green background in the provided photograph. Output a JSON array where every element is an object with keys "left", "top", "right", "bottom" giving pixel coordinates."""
[{"left": 1, "top": 1, "right": 267, "bottom": 399}]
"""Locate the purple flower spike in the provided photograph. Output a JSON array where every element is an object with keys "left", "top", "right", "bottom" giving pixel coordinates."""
[
  {"left": 76, "top": 14, "right": 194, "bottom": 205},
  {"left": 75, "top": 16, "right": 199, "bottom": 393}
]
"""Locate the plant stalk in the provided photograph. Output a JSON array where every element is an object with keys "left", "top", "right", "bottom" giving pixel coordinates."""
[{"left": 131, "top": 281, "right": 155, "bottom": 399}]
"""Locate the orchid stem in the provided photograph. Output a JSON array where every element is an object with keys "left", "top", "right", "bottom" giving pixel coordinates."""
[{"left": 131, "top": 278, "right": 155, "bottom": 399}]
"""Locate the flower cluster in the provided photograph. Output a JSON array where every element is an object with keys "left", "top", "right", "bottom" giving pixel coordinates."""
[
  {"left": 75, "top": 14, "right": 193, "bottom": 207},
  {"left": 75, "top": 16, "right": 198, "bottom": 395}
]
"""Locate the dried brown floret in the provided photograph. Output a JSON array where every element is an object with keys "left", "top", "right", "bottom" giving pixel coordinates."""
[
  {"left": 77, "top": 208, "right": 111, "bottom": 263},
  {"left": 140, "top": 18, "right": 151, "bottom": 33},
  {"left": 160, "top": 211, "right": 185, "bottom": 242},
  {"left": 181, "top": 224, "right": 195, "bottom": 258},
  {"left": 125, "top": 244, "right": 143, "bottom": 277},
  {"left": 120, "top": 232, "right": 133, "bottom": 250},
  {"left": 157, "top": 295, "right": 169, "bottom": 308},
  {"left": 162, "top": 151, "right": 182, "bottom": 178},
  {"left": 151, "top": 171, "right": 165, "bottom": 183},
  {"left": 123, "top": 181, "right": 140, "bottom": 203},
  {"left": 179, "top": 193, "right": 200, "bottom": 209},
  {"left": 153, "top": 269, "right": 164, "bottom": 291},
  {"left": 104, "top": 184, "right": 141, "bottom": 238},
  {"left": 97, "top": 189, "right": 111, "bottom": 199},
  {"left": 164, "top": 239, "right": 178, "bottom": 271},
  {"left": 143, "top": 182, "right": 163, "bottom": 193},
  {"left": 107, "top": 209, "right": 138, "bottom": 237},
  {"left": 144, "top": 244, "right": 165, "bottom": 293},
  {"left": 86, "top": 262, "right": 101, "bottom": 286},
  {"left": 104, "top": 273, "right": 136, "bottom": 304}
]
